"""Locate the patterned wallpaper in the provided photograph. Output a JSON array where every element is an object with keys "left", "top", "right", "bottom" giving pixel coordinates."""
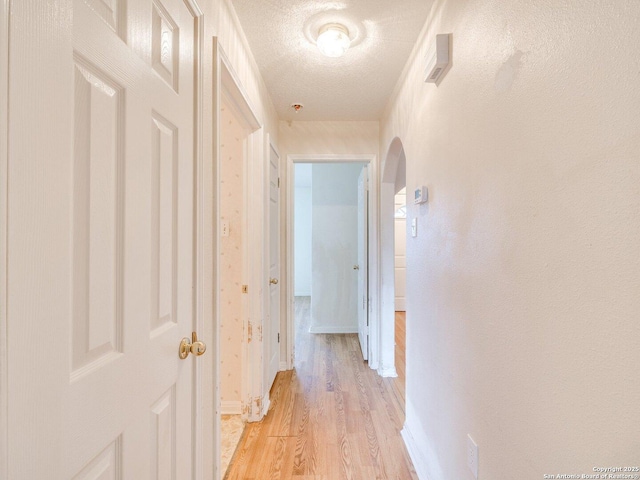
[{"left": 220, "top": 103, "right": 245, "bottom": 406}]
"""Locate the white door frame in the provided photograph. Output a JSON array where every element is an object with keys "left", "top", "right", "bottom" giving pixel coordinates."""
[
  {"left": 357, "top": 166, "right": 369, "bottom": 361},
  {"left": 214, "top": 42, "right": 269, "bottom": 430},
  {"left": 0, "top": 0, "right": 9, "bottom": 475},
  {"left": 377, "top": 137, "right": 408, "bottom": 379},
  {"left": 187, "top": 1, "right": 205, "bottom": 477},
  {"left": 285, "top": 154, "right": 379, "bottom": 371}
]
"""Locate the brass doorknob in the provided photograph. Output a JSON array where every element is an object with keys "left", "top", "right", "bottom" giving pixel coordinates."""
[
  {"left": 179, "top": 332, "right": 207, "bottom": 359},
  {"left": 269, "top": 278, "right": 279, "bottom": 285},
  {"left": 353, "top": 265, "right": 359, "bottom": 270}
]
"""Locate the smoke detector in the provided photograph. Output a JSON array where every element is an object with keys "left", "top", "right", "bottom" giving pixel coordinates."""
[{"left": 290, "top": 103, "right": 304, "bottom": 113}]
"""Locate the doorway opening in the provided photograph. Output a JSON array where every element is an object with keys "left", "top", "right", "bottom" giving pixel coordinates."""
[
  {"left": 286, "top": 155, "right": 377, "bottom": 370},
  {"left": 380, "top": 137, "right": 407, "bottom": 405},
  {"left": 218, "top": 97, "right": 249, "bottom": 475},
  {"left": 393, "top": 188, "right": 407, "bottom": 405},
  {"left": 293, "top": 162, "right": 365, "bottom": 339}
]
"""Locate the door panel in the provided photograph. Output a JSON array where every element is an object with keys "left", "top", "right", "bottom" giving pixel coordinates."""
[
  {"left": 357, "top": 167, "right": 369, "bottom": 360},
  {"left": 71, "top": 54, "right": 124, "bottom": 378},
  {"left": 71, "top": 438, "right": 122, "bottom": 480},
  {"left": 7, "top": 0, "right": 199, "bottom": 477},
  {"left": 150, "top": 386, "right": 177, "bottom": 479}
]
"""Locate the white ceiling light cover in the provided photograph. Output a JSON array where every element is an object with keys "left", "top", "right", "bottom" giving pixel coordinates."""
[{"left": 316, "top": 23, "right": 351, "bottom": 57}]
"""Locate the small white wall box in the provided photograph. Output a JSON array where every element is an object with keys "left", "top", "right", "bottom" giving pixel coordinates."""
[
  {"left": 424, "top": 33, "right": 451, "bottom": 83},
  {"left": 414, "top": 186, "right": 428, "bottom": 204}
]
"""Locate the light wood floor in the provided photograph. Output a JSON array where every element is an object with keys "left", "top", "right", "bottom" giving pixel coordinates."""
[
  {"left": 221, "top": 415, "right": 245, "bottom": 476},
  {"left": 392, "top": 311, "right": 406, "bottom": 407},
  {"left": 224, "top": 297, "right": 417, "bottom": 480}
]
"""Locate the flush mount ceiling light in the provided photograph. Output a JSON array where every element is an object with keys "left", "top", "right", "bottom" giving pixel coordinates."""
[{"left": 316, "top": 23, "right": 351, "bottom": 58}]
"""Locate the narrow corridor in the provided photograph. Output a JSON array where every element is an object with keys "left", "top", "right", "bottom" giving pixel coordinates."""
[{"left": 224, "top": 297, "right": 417, "bottom": 479}]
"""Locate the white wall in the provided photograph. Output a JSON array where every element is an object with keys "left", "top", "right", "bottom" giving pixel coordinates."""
[
  {"left": 294, "top": 164, "right": 312, "bottom": 296},
  {"left": 381, "top": 0, "right": 640, "bottom": 478},
  {"left": 310, "top": 163, "right": 363, "bottom": 333},
  {"left": 294, "top": 186, "right": 312, "bottom": 296},
  {"left": 279, "top": 121, "right": 380, "bottom": 156}
]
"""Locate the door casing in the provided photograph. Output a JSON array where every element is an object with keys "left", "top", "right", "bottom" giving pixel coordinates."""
[
  {"left": 357, "top": 166, "right": 370, "bottom": 360},
  {"left": 378, "top": 137, "right": 408, "bottom": 379}
]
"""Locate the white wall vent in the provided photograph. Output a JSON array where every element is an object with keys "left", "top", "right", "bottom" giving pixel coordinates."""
[{"left": 424, "top": 33, "right": 451, "bottom": 84}]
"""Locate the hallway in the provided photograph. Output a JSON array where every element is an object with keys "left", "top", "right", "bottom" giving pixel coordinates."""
[{"left": 225, "top": 297, "right": 417, "bottom": 479}]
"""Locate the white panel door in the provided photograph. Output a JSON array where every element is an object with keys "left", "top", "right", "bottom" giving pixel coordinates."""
[
  {"left": 357, "top": 167, "right": 369, "bottom": 361},
  {"left": 266, "top": 142, "right": 280, "bottom": 391},
  {"left": 6, "top": 0, "right": 200, "bottom": 478}
]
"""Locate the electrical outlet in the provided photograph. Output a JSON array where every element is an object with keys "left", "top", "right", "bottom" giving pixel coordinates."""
[{"left": 467, "top": 435, "right": 479, "bottom": 478}]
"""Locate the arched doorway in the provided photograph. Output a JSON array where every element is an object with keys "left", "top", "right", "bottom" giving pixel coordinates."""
[{"left": 379, "top": 138, "right": 407, "bottom": 402}]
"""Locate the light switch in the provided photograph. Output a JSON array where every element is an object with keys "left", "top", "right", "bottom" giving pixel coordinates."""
[
  {"left": 411, "top": 218, "right": 417, "bottom": 237},
  {"left": 221, "top": 220, "right": 229, "bottom": 237}
]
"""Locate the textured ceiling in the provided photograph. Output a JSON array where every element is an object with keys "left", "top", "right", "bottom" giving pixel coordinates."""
[{"left": 230, "top": 0, "right": 434, "bottom": 121}]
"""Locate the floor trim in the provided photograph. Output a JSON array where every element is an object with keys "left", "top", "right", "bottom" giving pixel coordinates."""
[
  {"left": 308, "top": 325, "right": 358, "bottom": 334},
  {"left": 378, "top": 366, "right": 398, "bottom": 377},
  {"left": 401, "top": 423, "right": 431, "bottom": 480}
]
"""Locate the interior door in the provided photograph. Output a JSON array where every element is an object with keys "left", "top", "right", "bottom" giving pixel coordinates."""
[
  {"left": 357, "top": 166, "right": 369, "bottom": 361},
  {"left": 6, "top": 0, "right": 201, "bottom": 477},
  {"left": 267, "top": 142, "right": 281, "bottom": 391}
]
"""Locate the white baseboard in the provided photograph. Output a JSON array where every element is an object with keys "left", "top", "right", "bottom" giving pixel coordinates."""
[
  {"left": 378, "top": 366, "right": 398, "bottom": 377},
  {"left": 220, "top": 400, "right": 242, "bottom": 415},
  {"left": 401, "top": 423, "right": 431, "bottom": 480},
  {"left": 279, "top": 361, "right": 289, "bottom": 371},
  {"left": 395, "top": 298, "right": 406, "bottom": 311},
  {"left": 261, "top": 392, "right": 270, "bottom": 418},
  {"left": 308, "top": 325, "right": 358, "bottom": 334}
]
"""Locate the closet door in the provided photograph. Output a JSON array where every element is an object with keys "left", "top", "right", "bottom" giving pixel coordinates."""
[{"left": 6, "top": 0, "right": 202, "bottom": 477}]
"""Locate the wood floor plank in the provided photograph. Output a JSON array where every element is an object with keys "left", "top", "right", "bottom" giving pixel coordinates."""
[
  {"left": 225, "top": 297, "right": 417, "bottom": 479},
  {"left": 392, "top": 311, "right": 406, "bottom": 407}
]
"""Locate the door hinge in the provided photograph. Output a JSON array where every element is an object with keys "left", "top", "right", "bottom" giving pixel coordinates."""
[
  {"left": 242, "top": 285, "right": 248, "bottom": 294},
  {"left": 247, "top": 321, "right": 252, "bottom": 342},
  {"left": 277, "top": 177, "right": 280, "bottom": 188},
  {"left": 277, "top": 333, "right": 280, "bottom": 343}
]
